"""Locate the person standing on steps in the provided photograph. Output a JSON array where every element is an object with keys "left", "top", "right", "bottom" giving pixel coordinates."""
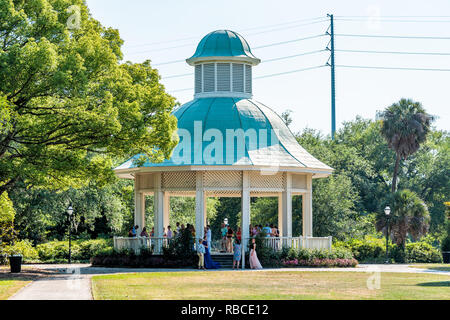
[
  {"left": 232, "top": 239, "right": 241, "bottom": 270},
  {"left": 206, "top": 225, "right": 212, "bottom": 251},
  {"left": 226, "top": 225, "right": 234, "bottom": 253},
  {"left": 203, "top": 236, "right": 221, "bottom": 269}
]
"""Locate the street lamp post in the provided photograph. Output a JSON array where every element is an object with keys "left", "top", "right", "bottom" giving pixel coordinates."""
[
  {"left": 66, "top": 205, "right": 74, "bottom": 264},
  {"left": 384, "top": 206, "right": 391, "bottom": 264}
]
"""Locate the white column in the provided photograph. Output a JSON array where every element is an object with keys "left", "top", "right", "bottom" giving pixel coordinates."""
[
  {"left": 302, "top": 174, "right": 313, "bottom": 237},
  {"left": 203, "top": 196, "right": 208, "bottom": 226},
  {"left": 134, "top": 175, "right": 145, "bottom": 233},
  {"left": 241, "top": 171, "right": 250, "bottom": 269},
  {"left": 195, "top": 171, "right": 205, "bottom": 241},
  {"left": 154, "top": 173, "right": 164, "bottom": 238},
  {"left": 277, "top": 193, "right": 283, "bottom": 237},
  {"left": 163, "top": 192, "right": 170, "bottom": 229},
  {"left": 281, "top": 172, "right": 292, "bottom": 237}
]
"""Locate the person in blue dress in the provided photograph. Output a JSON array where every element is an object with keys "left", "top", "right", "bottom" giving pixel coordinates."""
[
  {"left": 232, "top": 239, "right": 241, "bottom": 270},
  {"left": 203, "top": 236, "right": 221, "bottom": 269}
]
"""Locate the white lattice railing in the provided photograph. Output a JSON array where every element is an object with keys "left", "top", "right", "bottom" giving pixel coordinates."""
[
  {"left": 259, "top": 236, "right": 332, "bottom": 251},
  {"left": 114, "top": 236, "right": 332, "bottom": 254},
  {"left": 113, "top": 237, "right": 174, "bottom": 254}
]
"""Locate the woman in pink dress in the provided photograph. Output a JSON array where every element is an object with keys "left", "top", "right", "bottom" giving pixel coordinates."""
[{"left": 249, "top": 238, "right": 263, "bottom": 269}]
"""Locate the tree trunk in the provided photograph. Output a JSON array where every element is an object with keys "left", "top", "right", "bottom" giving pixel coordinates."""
[{"left": 391, "top": 153, "right": 400, "bottom": 193}]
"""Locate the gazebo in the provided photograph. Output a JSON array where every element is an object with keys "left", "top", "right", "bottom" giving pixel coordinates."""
[{"left": 113, "top": 30, "right": 333, "bottom": 266}]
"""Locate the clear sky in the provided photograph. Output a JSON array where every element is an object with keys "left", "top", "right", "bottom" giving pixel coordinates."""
[{"left": 86, "top": 0, "right": 450, "bottom": 136}]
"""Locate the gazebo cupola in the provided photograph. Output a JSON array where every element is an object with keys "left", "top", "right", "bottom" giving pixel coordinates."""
[{"left": 186, "top": 30, "right": 261, "bottom": 99}]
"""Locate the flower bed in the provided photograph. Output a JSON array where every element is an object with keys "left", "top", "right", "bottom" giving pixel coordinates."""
[{"left": 281, "top": 258, "right": 358, "bottom": 268}]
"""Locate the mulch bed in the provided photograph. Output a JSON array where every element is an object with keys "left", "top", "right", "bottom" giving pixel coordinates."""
[{"left": 0, "top": 266, "right": 59, "bottom": 281}]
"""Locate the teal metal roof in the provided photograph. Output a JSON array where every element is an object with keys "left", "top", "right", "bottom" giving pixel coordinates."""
[
  {"left": 115, "top": 98, "right": 332, "bottom": 171},
  {"left": 186, "top": 30, "right": 260, "bottom": 65}
]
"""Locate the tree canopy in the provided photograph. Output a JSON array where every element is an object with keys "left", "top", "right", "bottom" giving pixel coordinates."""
[
  {"left": 0, "top": 0, "right": 178, "bottom": 195},
  {"left": 380, "top": 99, "right": 434, "bottom": 192}
]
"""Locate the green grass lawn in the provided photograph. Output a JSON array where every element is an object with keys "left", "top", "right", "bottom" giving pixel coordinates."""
[
  {"left": 0, "top": 279, "right": 31, "bottom": 300},
  {"left": 92, "top": 270, "right": 450, "bottom": 300},
  {"left": 0, "top": 266, "right": 31, "bottom": 300},
  {"left": 409, "top": 264, "right": 450, "bottom": 272}
]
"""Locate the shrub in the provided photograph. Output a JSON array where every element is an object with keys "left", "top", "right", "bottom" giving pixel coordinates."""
[
  {"left": 77, "top": 239, "right": 114, "bottom": 259},
  {"left": 91, "top": 248, "right": 194, "bottom": 268},
  {"left": 162, "top": 228, "right": 196, "bottom": 263},
  {"left": 4, "top": 240, "right": 39, "bottom": 262},
  {"left": 406, "top": 242, "right": 442, "bottom": 263},
  {"left": 35, "top": 239, "right": 113, "bottom": 263},
  {"left": 334, "top": 236, "right": 385, "bottom": 262},
  {"left": 441, "top": 220, "right": 450, "bottom": 252},
  {"left": 261, "top": 244, "right": 356, "bottom": 268},
  {"left": 281, "top": 258, "right": 358, "bottom": 268}
]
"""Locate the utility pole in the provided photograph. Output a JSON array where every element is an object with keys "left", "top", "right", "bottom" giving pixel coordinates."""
[{"left": 327, "top": 14, "right": 336, "bottom": 140}]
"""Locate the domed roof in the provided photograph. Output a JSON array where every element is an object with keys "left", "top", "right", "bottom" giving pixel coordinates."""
[
  {"left": 186, "top": 30, "right": 260, "bottom": 66},
  {"left": 115, "top": 98, "right": 332, "bottom": 175}
]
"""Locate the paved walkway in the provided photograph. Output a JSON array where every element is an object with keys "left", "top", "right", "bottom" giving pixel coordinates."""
[{"left": 8, "top": 263, "right": 449, "bottom": 300}]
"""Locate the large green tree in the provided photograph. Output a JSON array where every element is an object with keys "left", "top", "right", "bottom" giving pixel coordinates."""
[
  {"left": 380, "top": 99, "right": 434, "bottom": 193},
  {"left": 0, "top": 0, "right": 178, "bottom": 195}
]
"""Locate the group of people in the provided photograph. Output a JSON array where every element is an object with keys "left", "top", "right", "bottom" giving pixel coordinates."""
[
  {"left": 128, "top": 222, "right": 196, "bottom": 239},
  {"left": 128, "top": 222, "right": 263, "bottom": 270},
  {"left": 250, "top": 224, "right": 279, "bottom": 237},
  {"left": 197, "top": 235, "right": 262, "bottom": 270},
  {"left": 219, "top": 224, "right": 242, "bottom": 253}
]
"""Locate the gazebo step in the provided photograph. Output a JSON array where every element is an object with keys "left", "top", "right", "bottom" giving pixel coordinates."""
[{"left": 210, "top": 254, "right": 234, "bottom": 268}]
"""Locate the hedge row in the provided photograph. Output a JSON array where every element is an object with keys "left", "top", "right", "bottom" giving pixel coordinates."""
[
  {"left": 333, "top": 236, "right": 443, "bottom": 263},
  {"left": 281, "top": 258, "right": 358, "bottom": 268},
  {"left": 90, "top": 249, "right": 195, "bottom": 268},
  {"left": 259, "top": 246, "right": 356, "bottom": 268},
  {"left": 1, "top": 239, "right": 113, "bottom": 263}
]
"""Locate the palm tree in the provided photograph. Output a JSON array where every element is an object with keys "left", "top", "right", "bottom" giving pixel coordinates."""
[
  {"left": 380, "top": 99, "right": 434, "bottom": 193},
  {"left": 377, "top": 189, "right": 430, "bottom": 249}
]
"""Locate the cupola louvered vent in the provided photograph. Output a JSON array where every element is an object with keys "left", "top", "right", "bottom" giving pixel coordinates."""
[
  {"left": 193, "top": 62, "right": 252, "bottom": 98},
  {"left": 217, "top": 63, "right": 231, "bottom": 91},
  {"left": 245, "top": 64, "right": 252, "bottom": 94},
  {"left": 232, "top": 63, "right": 244, "bottom": 92},
  {"left": 195, "top": 65, "right": 202, "bottom": 93},
  {"left": 203, "top": 63, "right": 215, "bottom": 92}
]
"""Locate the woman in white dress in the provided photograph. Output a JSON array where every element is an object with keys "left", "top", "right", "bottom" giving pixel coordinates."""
[{"left": 249, "top": 238, "right": 263, "bottom": 269}]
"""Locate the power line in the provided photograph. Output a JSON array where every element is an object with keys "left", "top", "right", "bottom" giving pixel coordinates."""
[
  {"left": 153, "top": 59, "right": 186, "bottom": 67},
  {"left": 263, "top": 49, "right": 326, "bottom": 62},
  {"left": 245, "top": 18, "right": 328, "bottom": 36},
  {"left": 127, "top": 16, "right": 327, "bottom": 49},
  {"left": 337, "top": 65, "right": 450, "bottom": 72},
  {"left": 335, "top": 18, "right": 450, "bottom": 23},
  {"left": 254, "top": 65, "right": 326, "bottom": 79},
  {"left": 336, "top": 49, "right": 450, "bottom": 56},
  {"left": 161, "top": 49, "right": 327, "bottom": 79},
  {"left": 335, "top": 15, "right": 450, "bottom": 18},
  {"left": 336, "top": 33, "right": 450, "bottom": 40},
  {"left": 253, "top": 34, "right": 326, "bottom": 49},
  {"left": 154, "top": 35, "right": 327, "bottom": 66},
  {"left": 129, "top": 30, "right": 327, "bottom": 56},
  {"left": 167, "top": 64, "right": 327, "bottom": 92},
  {"left": 163, "top": 73, "right": 193, "bottom": 79}
]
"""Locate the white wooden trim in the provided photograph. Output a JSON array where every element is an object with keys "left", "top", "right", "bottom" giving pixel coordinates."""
[
  {"left": 282, "top": 172, "right": 292, "bottom": 237},
  {"left": 154, "top": 173, "right": 164, "bottom": 239},
  {"left": 241, "top": 171, "right": 250, "bottom": 269},
  {"left": 195, "top": 171, "right": 205, "bottom": 240},
  {"left": 302, "top": 174, "right": 313, "bottom": 237}
]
